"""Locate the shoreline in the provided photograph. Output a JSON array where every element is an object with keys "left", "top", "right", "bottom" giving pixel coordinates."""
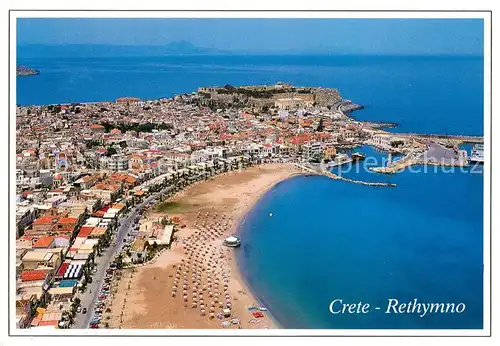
[
  {"left": 227, "top": 171, "right": 305, "bottom": 329},
  {"left": 105, "top": 163, "right": 303, "bottom": 329}
]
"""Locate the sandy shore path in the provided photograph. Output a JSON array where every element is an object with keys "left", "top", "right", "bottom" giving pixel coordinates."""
[{"left": 105, "top": 163, "right": 302, "bottom": 329}]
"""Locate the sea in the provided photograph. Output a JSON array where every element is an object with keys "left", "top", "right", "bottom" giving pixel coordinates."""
[{"left": 16, "top": 53, "right": 484, "bottom": 329}]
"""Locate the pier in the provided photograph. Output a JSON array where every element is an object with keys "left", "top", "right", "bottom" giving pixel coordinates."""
[{"left": 293, "top": 163, "right": 397, "bottom": 188}]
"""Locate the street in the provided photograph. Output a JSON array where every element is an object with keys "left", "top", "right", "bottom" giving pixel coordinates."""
[{"left": 72, "top": 185, "right": 175, "bottom": 329}]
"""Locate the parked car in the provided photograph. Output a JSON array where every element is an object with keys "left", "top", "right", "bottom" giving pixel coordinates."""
[
  {"left": 76, "top": 306, "right": 82, "bottom": 313},
  {"left": 82, "top": 308, "right": 87, "bottom": 314}
]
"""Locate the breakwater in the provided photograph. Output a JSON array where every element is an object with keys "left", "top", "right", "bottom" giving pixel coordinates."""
[
  {"left": 293, "top": 163, "right": 397, "bottom": 188},
  {"left": 391, "top": 133, "right": 484, "bottom": 144}
]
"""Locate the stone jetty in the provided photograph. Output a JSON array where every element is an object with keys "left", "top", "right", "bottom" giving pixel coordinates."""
[{"left": 293, "top": 163, "right": 397, "bottom": 188}]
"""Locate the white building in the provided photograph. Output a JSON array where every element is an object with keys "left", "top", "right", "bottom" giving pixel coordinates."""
[
  {"left": 302, "top": 142, "right": 323, "bottom": 160},
  {"left": 106, "top": 154, "right": 129, "bottom": 171}
]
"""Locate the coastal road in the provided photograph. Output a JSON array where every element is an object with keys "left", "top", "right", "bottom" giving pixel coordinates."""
[{"left": 72, "top": 185, "right": 175, "bottom": 329}]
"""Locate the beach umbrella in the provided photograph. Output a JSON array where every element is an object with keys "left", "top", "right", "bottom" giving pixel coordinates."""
[{"left": 183, "top": 296, "right": 188, "bottom": 301}]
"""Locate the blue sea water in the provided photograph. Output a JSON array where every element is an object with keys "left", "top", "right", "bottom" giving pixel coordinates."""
[
  {"left": 17, "top": 54, "right": 483, "bottom": 135},
  {"left": 16, "top": 53, "right": 484, "bottom": 329},
  {"left": 238, "top": 145, "right": 483, "bottom": 329}
]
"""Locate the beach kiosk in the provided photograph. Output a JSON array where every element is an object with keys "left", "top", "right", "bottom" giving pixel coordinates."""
[{"left": 223, "top": 236, "right": 241, "bottom": 248}]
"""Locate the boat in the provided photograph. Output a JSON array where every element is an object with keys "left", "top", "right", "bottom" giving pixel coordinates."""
[
  {"left": 223, "top": 235, "right": 241, "bottom": 247},
  {"left": 325, "top": 153, "right": 353, "bottom": 168},
  {"left": 469, "top": 144, "right": 484, "bottom": 164},
  {"left": 351, "top": 152, "right": 366, "bottom": 161}
]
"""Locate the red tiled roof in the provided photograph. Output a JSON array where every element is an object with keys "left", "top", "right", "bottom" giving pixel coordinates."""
[
  {"left": 77, "top": 226, "right": 94, "bottom": 238},
  {"left": 33, "top": 216, "right": 59, "bottom": 225},
  {"left": 56, "top": 262, "right": 69, "bottom": 277},
  {"left": 58, "top": 217, "right": 77, "bottom": 224},
  {"left": 92, "top": 211, "right": 105, "bottom": 217},
  {"left": 38, "top": 320, "right": 58, "bottom": 326},
  {"left": 32, "top": 236, "right": 55, "bottom": 248},
  {"left": 21, "top": 270, "right": 49, "bottom": 282}
]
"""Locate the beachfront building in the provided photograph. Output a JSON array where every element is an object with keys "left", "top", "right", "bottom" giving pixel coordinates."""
[
  {"left": 130, "top": 239, "right": 150, "bottom": 263},
  {"left": 301, "top": 141, "right": 323, "bottom": 161}
]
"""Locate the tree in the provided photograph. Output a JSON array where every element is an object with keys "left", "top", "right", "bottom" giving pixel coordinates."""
[
  {"left": 316, "top": 118, "right": 324, "bottom": 132},
  {"left": 115, "top": 254, "right": 124, "bottom": 269},
  {"left": 310, "top": 153, "right": 323, "bottom": 164},
  {"left": 105, "top": 146, "right": 118, "bottom": 157}
]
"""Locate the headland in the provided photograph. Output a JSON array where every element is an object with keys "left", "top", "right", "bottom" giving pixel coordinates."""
[{"left": 16, "top": 66, "right": 40, "bottom": 76}]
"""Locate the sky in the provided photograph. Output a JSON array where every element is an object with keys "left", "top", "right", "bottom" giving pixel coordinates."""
[{"left": 17, "top": 18, "right": 484, "bottom": 55}]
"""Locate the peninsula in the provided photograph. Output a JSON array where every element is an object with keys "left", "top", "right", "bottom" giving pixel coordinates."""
[{"left": 16, "top": 66, "right": 40, "bottom": 76}]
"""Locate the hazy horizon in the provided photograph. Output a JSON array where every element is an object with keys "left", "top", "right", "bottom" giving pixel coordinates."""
[{"left": 17, "top": 18, "right": 484, "bottom": 56}]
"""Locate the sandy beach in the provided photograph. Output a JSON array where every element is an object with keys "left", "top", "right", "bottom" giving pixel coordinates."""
[{"left": 104, "top": 163, "right": 302, "bottom": 329}]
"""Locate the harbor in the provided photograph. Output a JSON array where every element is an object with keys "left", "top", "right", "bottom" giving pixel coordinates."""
[{"left": 369, "top": 142, "right": 482, "bottom": 174}]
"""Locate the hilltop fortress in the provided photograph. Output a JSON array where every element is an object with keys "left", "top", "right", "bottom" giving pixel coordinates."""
[{"left": 197, "top": 82, "right": 342, "bottom": 111}]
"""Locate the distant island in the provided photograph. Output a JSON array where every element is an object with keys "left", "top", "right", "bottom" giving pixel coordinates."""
[{"left": 16, "top": 66, "right": 40, "bottom": 76}]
